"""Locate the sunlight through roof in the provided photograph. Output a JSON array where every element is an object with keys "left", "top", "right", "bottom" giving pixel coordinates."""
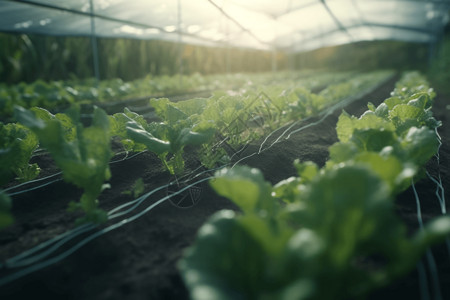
[{"left": 0, "top": 0, "right": 448, "bottom": 52}]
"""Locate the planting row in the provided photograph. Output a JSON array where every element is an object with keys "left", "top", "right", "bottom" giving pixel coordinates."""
[
  {"left": 178, "top": 72, "right": 450, "bottom": 299},
  {"left": 0, "top": 70, "right": 356, "bottom": 121},
  {"left": 0, "top": 70, "right": 393, "bottom": 228}
]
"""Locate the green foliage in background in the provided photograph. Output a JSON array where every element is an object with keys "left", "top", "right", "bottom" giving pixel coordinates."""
[
  {"left": 0, "top": 33, "right": 281, "bottom": 84},
  {"left": 293, "top": 40, "right": 428, "bottom": 72},
  {"left": 0, "top": 32, "right": 434, "bottom": 85},
  {"left": 429, "top": 35, "right": 450, "bottom": 93}
]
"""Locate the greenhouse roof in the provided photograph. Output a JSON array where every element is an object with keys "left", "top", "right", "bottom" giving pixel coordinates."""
[{"left": 1, "top": 0, "right": 449, "bottom": 52}]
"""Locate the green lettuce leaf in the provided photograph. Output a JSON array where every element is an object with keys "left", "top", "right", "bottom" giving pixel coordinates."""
[
  {"left": 15, "top": 105, "right": 112, "bottom": 224},
  {"left": 336, "top": 112, "right": 394, "bottom": 142},
  {"left": 0, "top": 121, "right": 39, "bottom": 183},
  {"left": 210, "top": 166, "right": 273, "bottom": 214}
]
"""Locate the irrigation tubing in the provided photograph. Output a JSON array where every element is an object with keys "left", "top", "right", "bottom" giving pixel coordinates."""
[
  {"left": 0, "top": 176, "right": 213, "bottom": 287},
  {"left": 417, "top": 260, "right": 431, "bottom": 300},
  {"left": 426, "top": 127, "right": 450, "bottom": 259},
  {"left": 3, "top": 150, "right": 148, "bottom": 196},
  {"left": 3, "top": 175, "right": 187, "bottom": 270},
  {"left": 1, "top": 159, "right": 226, "bottom": 269},
  {"left": 412, "top": 180, "right": 443, "bottom": 300},
  {"left": 7, "top": 178, "right": 63, "bottom": 197},
  {"left": 2, "top": 224, "right": 96, "bottom": 268},
  {"left": 3, "top": 171, "right": 62, "bottom": 193},
  {"left": 1, "top": 164, "right": 224, "bottom": 281},
  {"left": 4, "top": 170, "right": 185, "bottom": 269}
]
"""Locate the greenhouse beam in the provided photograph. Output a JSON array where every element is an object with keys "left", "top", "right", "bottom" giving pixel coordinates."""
[
  {"left": 320, "top": 0, "right": 353, "bottom": 41},
  {"left": 207, "top": 0, "right": 271, "bottom": 47},
  {"left": 7, "top": 0, "right": 229, "bottom": 48}
]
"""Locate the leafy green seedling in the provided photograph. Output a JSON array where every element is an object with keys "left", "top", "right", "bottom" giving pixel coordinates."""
[{"left": 15, "top": 105, "right": 113, "bottom": 225}]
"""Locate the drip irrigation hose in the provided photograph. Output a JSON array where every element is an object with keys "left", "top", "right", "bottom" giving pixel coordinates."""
[
  {"left": 417, "top": 260, "right": 431, "bottom": 300},
  {"left": 2, "top": 161, "right": 227, "bottom": 272},
  {"left": 4, "top": 150, "right": 148, "bottom": 196},
  {"left": 3, "top": 171, "right": 62, "bottom": 193},
  {"left": 6, "top": 179, "right": 63, "bottom": 197},
  {"left": 0, "top": 176, "right": 212, "bottom": 287},
  {"left": 426, "top": 127, "right": 450, "bottom": 259},
  {"left": 412, "top": 180, "right": 443, "bottom": 300}
]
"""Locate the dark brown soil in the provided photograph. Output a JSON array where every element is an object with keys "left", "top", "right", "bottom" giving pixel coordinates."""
[{"left": 0, "top": 75, "right": 449, "bottom": 300}]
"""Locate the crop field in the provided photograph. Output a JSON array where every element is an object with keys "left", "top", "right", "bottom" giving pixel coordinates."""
[
  {"left": 0, "top": 69, "right": 449, "bottom": 300},
  {"left": 2, "top": 1, "right": 450, "bottom": 299}
]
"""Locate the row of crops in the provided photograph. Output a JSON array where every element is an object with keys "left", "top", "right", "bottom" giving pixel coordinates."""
[
  {"left": 0, "top": 70, "right": 351, "bottom": 121},
  {"left": 0, "top": 70, "right": 391, "bottom": 226},
  {"left": 0, "top": 70, "right": 449, "bottom": 299},
  {"left": 180, "top": 72, "right": 450, "bottom": 299}
]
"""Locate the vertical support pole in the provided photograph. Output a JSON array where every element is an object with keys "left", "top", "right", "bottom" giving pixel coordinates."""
[
  {"left": 226, "top": 18, "right": 231, "bottom": 73},
  {"left": 427, "top": 10, "right": 445, "bottom": 68},
  {"left": 89, "top": 0, "right": 100, "bottom": 81},
  {"left": 428, "top": 39, "right": 436, "bottom": 67},
  {"left": 271, "top": 47, "right": 277, "bottom": 73},
  {"left": 427, "top": 13, "right": 436, "bottom": 67},
  {"left": 271, "top": 17, "right": 278, "bottom": 73},
  {"left": 177, "top": 0, "right": 183, "bottom": 86},
  {"left": 289, "top": 37, "right": 295, "bottom": 71}
]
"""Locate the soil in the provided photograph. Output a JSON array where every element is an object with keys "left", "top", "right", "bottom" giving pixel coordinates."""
[{"left": 0, "top": 75, "right": 449, "bottom": 300}]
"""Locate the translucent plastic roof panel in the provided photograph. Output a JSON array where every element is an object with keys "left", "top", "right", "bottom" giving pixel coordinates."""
[
  {"left": 0, "top": 0, "right": 449, "bottom": 53},
  {"left": 0, "top": 1, "right": 91, "bottom": 35}
]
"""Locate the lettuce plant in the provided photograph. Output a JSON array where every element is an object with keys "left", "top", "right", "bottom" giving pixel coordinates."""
[
  {"left": 0, "top": 121, "right": 40, "bottom": 229},
  {"left": 180, "top": 165, "right": 450, "bottom": 300},
  {"left": 0, "top": 121, "right": 39, "bottom": 183},
  {"left": 179, "top": 72, "right": 449, "bottom": 299},
  {"left": 126, "top": 117, "right": 215, "bottom": 175},
  {"left": 14, "top": 105, "right": 112, "bottom": 224}
]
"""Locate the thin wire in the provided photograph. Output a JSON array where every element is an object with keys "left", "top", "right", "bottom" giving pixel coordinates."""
[{"left": 207, "top": 0, "right": 271, "bottom": 47}]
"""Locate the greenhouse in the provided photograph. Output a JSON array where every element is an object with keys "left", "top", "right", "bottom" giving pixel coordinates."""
[{"left": 1, "top": 0, "right": 450, "bottom": 299}]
